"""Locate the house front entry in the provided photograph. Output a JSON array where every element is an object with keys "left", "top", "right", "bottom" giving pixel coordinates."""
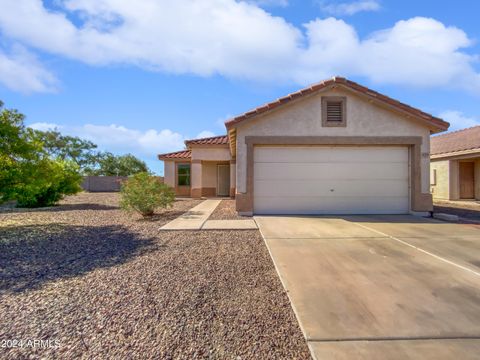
[
  {"left": 459, "top": 162, "right": 475, "bottom": 199},
  {"left": 217, "top": 164, "right": 230, "bottom": 197}
]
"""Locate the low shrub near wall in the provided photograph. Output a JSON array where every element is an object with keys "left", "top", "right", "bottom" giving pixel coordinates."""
[{"left": 119, "top": 173, "right": 174, "bottom": 217}]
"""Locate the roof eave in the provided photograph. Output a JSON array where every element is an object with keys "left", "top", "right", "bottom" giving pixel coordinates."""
[{"left": 431, "top": 148, "right": 480, "bottom": 160}]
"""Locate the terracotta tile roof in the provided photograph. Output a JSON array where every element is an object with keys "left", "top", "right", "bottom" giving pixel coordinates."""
[
  {"left": 157, "top": 149, "right": 191, "bottom": 160},
  {"left": 431, "top": 125, "right": 480, "bottom": 156},
  {"left": 185, "top": 134, "right": 229, "bottom": 146},
  {"left": 224, "top": 76, "right": 449, "bottom": 132}
]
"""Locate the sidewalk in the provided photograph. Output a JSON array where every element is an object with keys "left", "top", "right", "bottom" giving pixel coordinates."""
[{"left": 160, "top": 199, "right": 258, "bottom": 230}]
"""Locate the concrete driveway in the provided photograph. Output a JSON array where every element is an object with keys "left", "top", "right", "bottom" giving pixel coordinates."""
[{"left": 255, "top": 215, "right": 480, "bottom": 359}]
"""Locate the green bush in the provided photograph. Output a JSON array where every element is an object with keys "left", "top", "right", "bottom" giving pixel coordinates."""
[
  {"left": 14, "top": 160, "right": 83, "bottom": 208},
  {"left": 120, "top": 172, "right": 175, "bottom": 217},
  {"left": 1, "top": 101, "right": 82, "bottom": 207}
]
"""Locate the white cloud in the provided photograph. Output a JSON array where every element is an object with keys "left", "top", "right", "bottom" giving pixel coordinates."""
[
  {"left": 195, "top": 130, "right": 216, "bottom": 138},
  {"left": 0, "top": 1, "right": 479, "bottom": 94},
  {"left": 296, "top": 17, "right": 480, "bottom": 92},
  {"left": 27, "top": 122, "right": 215, "bottom": 156},
  {"left": 247, "top": 0, "right": 289, "bottom": 7},
  {"left": 438, "top": 110, "right": 480, "bottom": 131},
  {"left": 28, "top": 122, "right": 61, "bottom": 131},
  {"left": 0, "top": 45, "right": 58, "bottom": 93},
  {"left": 319, "top": 0, "right": 380, "bottom": 16}
]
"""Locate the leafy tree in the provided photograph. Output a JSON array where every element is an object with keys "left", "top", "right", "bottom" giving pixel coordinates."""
[
  {"left": 35, "top": 130, "right": 98, "bottom": 170},
  {"left": 0, "top": 101, "right": 82, "bottom": 207},
  {"left": 33, "top": 130, "right": 148, "bottom": 176},
  {"left": 120, "top": 172, "right": 174, "bottom": 217},
  {"left": 85, "top": 152, "right": 149, "bottom": 176},
  {"left": 14, "top": 160, "right": 82, "bottom": 208}
]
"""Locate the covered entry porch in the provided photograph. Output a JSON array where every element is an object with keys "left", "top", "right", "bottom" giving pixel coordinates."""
[
  {"left": 431, "top": 157, "right": 480, "bottom": 201},
  {"left": 191, "top": 160, "right": 235, "bottom": 198}
]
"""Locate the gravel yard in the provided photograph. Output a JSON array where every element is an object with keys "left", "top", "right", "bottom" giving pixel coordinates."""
[
  {"left": 208, "top": 199, "right": 248, "bottom": 220},
  {"left": 434, "top": 200, "right": 480, "bottom": 223},
  {"left": 0, "top": 193, "right": 310, "bottom": 359}
]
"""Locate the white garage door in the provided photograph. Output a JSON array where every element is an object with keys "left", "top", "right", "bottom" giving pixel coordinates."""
[{"left": 254, "top": 146, "right": 409, "bottom": 215}]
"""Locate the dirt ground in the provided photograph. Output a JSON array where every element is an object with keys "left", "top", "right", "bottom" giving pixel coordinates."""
[{"left": 0, "top": 193, "right": 309, "bottom": 359}]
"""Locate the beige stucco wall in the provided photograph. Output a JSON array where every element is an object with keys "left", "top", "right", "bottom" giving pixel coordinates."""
[
  {"left": 230, "top": 162, "right": 236, "bottom": 190},
  {"left": 234, "top": 89, "right": 432, "bottom": 195},
  {"left": 202, "top": 162, "right": 218, "bottom": 188},
  {"left": 191, "top": 147, "right": 231, "bottom": 161},
  {"left": 430, "top": 160, "right": 450, "bottom": 200},
  {"left": 449, "top": 160, "right": 460, "bottom": 200},
  {"left": 476, "top": 159, "right": 480, "bottom": 200},
  {"left": 164, "top": 161, "right": 175, "bottom": 188}
]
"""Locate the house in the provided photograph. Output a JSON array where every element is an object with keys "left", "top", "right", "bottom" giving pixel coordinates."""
[
  {"left": 430, "top": 125, "right": 480, "bottom": 201},
  {"left": 159, "top": 77, "right": 449, "bottom": 215}
]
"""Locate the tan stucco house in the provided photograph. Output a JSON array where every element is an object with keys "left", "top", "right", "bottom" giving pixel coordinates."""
[
  {"left": 430, "top": 126, "right": 480, "bottom": 201},
  {"left": 159, "top": 77, "right": 449, "bottom": 215}
]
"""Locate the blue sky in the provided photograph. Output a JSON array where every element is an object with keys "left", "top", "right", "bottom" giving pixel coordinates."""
[{"left": 0, "top": 0, "right": 479, "bottom": 175}]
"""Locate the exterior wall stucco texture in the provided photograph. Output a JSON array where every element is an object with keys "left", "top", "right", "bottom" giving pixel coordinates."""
[
  {"left": 201, "top": 162, "right": 218, "bottom": 188},
  {"left": 234, "top": 89, "right": 432, "bottom": 195},
  {"left": 430, "top": 160, "right": 450, "bottom": 200},
  {"left": 476, "top": 159, "right": 480, "bottom": 200},
  {"left": 164, "top": 161, "right": 175, "bottom": 187},
  {"left": 191, "top": 147, "right": 231, "bottom": 161}
]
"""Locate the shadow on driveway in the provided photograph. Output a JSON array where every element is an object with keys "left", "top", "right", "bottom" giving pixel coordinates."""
[{"left": 0, "top": 223, "right": 155, "bottom": 294}]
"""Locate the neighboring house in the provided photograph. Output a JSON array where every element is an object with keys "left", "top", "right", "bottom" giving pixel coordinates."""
[
  {"left": 159, "top": 77, "right": 449, "bottom": 215},
  {"left": 430, "top": 126, "right": 480, "bottom": 201}
]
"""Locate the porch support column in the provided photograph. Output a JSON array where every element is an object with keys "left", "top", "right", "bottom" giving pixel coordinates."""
[
  {"left": 191, "top": 160, "right": 202, "bottom": 198},
  {"left": 449, "top": 160, "right": 460, "bottom": 200},
  {"left": 230, "top": 159, "right": 236, "bottom": 198},
  {"left": 475, "top": 159, "right": 480, "bottom": 200}
]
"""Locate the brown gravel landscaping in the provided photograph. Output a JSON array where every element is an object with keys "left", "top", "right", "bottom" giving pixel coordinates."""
[
  {"left": 209, "top": 199, "right": 248, "bottom": 220},
  {"left": 0, "top": 192, "right": 310, "bottom": 359},
  {"left": 434, "top": 200, "right": 480, "bottom": 223}
]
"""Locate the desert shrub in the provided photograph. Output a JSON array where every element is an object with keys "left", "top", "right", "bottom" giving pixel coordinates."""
[
  {"left": 120, "top": 172, "right": 175, "bottom": 217},
  {"left": 14, "top": 160, "right": 83, "bottom": 208}
]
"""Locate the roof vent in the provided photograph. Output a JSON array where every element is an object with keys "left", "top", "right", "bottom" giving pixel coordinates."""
[{"left": 326, "top": 100, "right": 343, "bottom": 122}]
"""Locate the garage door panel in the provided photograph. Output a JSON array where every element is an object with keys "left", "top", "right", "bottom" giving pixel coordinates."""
[
  {"left": 254, "top": 179, "right": 409, "bottom": 197},
  {"left": 255, "top": 146, "right": 408, "bottom": 163},
  {"left": 254, "top": 162, "right": 408, "bottom": 181},
  {"left": 254, "top": 196, "right": 410, "bottom": 215},
  {"left": 253, "top": 146, "right": 409, "bottom": 215}
]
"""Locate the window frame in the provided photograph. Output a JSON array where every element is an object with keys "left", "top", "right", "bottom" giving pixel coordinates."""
[
  {"left": 176, "top": 163, "right": 191, "bottom": 187},
  {"left": 322, "top": 96, "right": 347, "bottom": 127}
]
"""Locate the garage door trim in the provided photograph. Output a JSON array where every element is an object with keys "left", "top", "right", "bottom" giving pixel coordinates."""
[
  {"left": 254, "top": 146, "right": 409, "bottom": 214},
  {"left": 239, "top": 136, "right": 424, "bottom": 214}
]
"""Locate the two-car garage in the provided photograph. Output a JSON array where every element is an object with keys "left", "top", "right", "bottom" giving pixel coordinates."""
[{"left": 253, "top": 146, "right": 410, "bottom": 215}]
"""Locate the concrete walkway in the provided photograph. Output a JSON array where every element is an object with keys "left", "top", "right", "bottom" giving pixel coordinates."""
[
  {"left": 256, "top": 215, "right": 480, "bottom": 360},
  {"left": 160, "top": 199, "right": 221, "bottom": 230},
  {"left": 202, "top": 219, "right": 257, "bottom": 230},
  {"left": 161, "top": 200, "right": 258, "bottom": 230}
]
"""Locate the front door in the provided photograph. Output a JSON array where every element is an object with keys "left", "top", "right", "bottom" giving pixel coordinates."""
[
  {"left": 217, "top": 164, "right": 230, "bottom": 197},
  {"left": 459, "top": 162, "right": 475, "bottom": 199}
]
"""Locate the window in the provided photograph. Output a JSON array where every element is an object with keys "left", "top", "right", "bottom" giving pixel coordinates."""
[
  {"left": 177, "top": 164, "right": 191, "bottom": 186},
  {"left": 322, "top": 96, "right": 346, "bottom": 127}
]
